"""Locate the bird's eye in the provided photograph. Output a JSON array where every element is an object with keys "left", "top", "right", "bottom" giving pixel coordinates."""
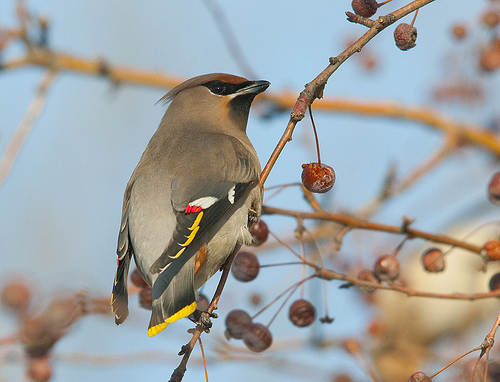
[{"left": 210, "top": 82, "right": 227, "bottom": 95}]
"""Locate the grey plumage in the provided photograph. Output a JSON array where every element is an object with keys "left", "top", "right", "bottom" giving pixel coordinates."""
[{"left": 111, "top": 73, "right": 269, "bottom": 337}]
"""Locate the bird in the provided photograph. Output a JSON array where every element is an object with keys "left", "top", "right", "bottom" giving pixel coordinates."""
[{"left": 111, "top": 73, "right": 269, "bottom": 337}]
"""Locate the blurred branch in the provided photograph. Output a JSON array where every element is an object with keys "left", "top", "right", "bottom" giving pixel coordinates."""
[
  {"left": 200, "top": 0, "right": 257, "bottom": 78},
  {"left": 6, "top": 49, "right": 498, "bottom": 160},
  {"left": 0, "top": 69, "right": 57, "bottom": 189},
  {"left": 262, "top": 205, "right": 483, "bottom": 254},
  {"left": 3, "top": 49, "right": 183, "bottom": 90},
  {"left": 359, "top": 141, "right": 454, "bottom": 218},
  {"left": 315, "top": 266, "right": 500, "bottom": 301}
]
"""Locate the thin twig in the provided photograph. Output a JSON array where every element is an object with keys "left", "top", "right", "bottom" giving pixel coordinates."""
[
  {"left": 199, "top": 337, "right": 209, "bottom": 382},
  {"left": 168, "top": 249, "right": 238, "bottom": 382},
  {"left": 259, "top": 0, "right": 438, "bottom": 188},
  {"left": 0, "top": 69, "right": 57, "bottom": 190},
  {"left": 315, "top": 266, "right": 500, "bottom": 301}
]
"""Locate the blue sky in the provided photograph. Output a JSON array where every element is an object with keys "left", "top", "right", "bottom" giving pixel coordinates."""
[{"left": 0, "top": 1, "right": 498, "bottom": 381}]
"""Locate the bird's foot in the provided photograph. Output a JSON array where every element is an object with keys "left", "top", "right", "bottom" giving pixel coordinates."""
[{"left": 188, "top": 309, "right": 218, "bottom": 333}]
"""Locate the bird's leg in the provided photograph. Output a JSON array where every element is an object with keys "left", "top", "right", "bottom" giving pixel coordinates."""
[{"left": 188, "top": 309, "right": 218, "bottom": 333}]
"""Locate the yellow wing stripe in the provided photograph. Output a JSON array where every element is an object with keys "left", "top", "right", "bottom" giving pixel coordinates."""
[
  {"left": 178, "top": 211, "right": 203, "bottom": 247},
  {"left": 147, "top": 301, "right": 197, "bottom": 337},
  {"left": 171, "top": 246, "right": 186, "bottom": 259},
  {"left": 189, "top": 211, "right": 203, "bottom": 230},
  {"left": 182, "top": 226, "right": 199, "bottom": 247}
]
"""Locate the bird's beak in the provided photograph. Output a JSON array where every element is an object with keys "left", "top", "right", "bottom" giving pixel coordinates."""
[{"left": 236, "top": 80, "right": 270, "bottom": 96}]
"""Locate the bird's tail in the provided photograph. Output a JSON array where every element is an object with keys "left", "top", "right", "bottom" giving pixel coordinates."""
[
  {"left": 111, "top": 254, "right": 131, "bottom": 325},
  {"left": 148, "top": 257, "right": 197, "bottom": 337}
]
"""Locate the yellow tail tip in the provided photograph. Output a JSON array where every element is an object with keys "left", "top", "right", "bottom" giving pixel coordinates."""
[{"left": 147, "top": 302, "right": 197, "bottom": 337}]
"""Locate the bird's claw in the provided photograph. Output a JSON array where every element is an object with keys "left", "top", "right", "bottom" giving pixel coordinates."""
[{"left": 188, "top": 309, "right": 217, "bottom": 333}]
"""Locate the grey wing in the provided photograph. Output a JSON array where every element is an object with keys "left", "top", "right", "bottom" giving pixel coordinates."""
[{"left": 111, "top": 184, "right": 134, "bottom": 324}]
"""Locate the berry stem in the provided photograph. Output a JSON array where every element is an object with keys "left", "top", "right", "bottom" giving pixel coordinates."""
[
  {"left": 377, "top": 0, "right": 393, "bottom": 6},
  {"left": 308, "top": 105, "right": 322, "bottom": 166},
  {"left": 251, "top": 274, "right": 315, "bottom": 322},
  {"left": 410, "top": 8, "right": 419, "bottom": 27}
]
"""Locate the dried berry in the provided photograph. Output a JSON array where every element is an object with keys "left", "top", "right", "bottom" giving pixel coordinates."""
[
  {"left": 249, "top": 292, "right": 262, "bottom": 306},
  {"left": 451, "top": 23, "right": 467, "bottom": 40},
  {"left": 242, "top": 323, "right": 272, "bottom": 352},
  {"left": 289, "top": 299, "right": 316, "bottom": 327},
  {"left": 1, "top": 280, "right": 32, "bottom": 312},
  {"left": 249, "top": 219, "right": 269, "bottom": 246},
  {"left": 488, "top": 172, "right": 500, "bottom": 205},
  {"left": 27, "top": 356, "right": 52, "bottom": 382},
  {"left": 351, "top": 0, "right": 378, "bottom": 18},
  {"left": 20, "top": 296, "right": 84, "bottom": 358},
  {"left": 408, "top": 371, "right": 432, "bottom": 382},
  {"left": 480, "top": 45, "right": 500, "bottom": 72},
  {"left": 483, "top": 240, "right": 500, "bottom": 261},
  {"left": 225, "top": 309, "right": 252, "bottom": 340},
  {"left": 481, "top": 9, "right": 500, "bottom": 29},
  {"left": 421, "top": 248, "right": 445, "bottom": 273},
  {"left": 301, "top": 162, "right": 336, "bottom": 193},
  {"left": 130, "top": 268, "right": 148, "bottom": 288},
  {"left": 139, "top": 287, "right": 152, "bottom": 310},
  {"left": 394, "top": 23, "right": 417, "bottom": 51},
  {"left": 374, "top": 255, "right": 400, "bottom": 281},
  {"left": 489, "top": 273, "right": 500, "bottom": 291},
  {"left": 232, "top": 251, "right": 260, "bottom": 282},
  {"left": 357, "top": 269, "right": 378, "bottom": 293},
  {"left": 20, "top": 316, "right": 54, "bottom": 358}
]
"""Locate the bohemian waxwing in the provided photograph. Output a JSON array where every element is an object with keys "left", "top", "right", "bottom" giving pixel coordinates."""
[{"left": 111, "top": 73, "right": 269, "bottom": 337}]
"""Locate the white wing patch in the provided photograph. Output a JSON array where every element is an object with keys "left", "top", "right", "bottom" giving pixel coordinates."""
[
  {"left": 227, "top": 185, "right": 236, "bottom": 204},
  {"left": 189, "top": 196, "right": 218, "bottom": 209}
]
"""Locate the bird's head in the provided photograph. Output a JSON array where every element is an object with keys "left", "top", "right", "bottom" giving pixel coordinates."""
[{"left": 160, "top": 73, "right": 270, "bottom": 131}]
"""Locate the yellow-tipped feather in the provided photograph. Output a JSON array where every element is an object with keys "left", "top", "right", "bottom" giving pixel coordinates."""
[{"left": 147, "top": 301, "right": 197, "bottom": 337}]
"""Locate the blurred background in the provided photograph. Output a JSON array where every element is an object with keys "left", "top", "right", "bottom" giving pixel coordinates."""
[{"left": 1, "top": 1, "right": 500, "bottom": 381}]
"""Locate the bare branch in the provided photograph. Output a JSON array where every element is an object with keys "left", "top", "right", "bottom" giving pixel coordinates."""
[{"left": 0, "top": 69, "right": 57, "bottom": 189}]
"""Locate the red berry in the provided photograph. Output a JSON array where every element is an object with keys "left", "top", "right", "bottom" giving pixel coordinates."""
[
  {"left": 301, "top": 162, "right": 336, "bottom": 193},
  {"left": 130, "top": 268, "right": 148, "bottom": 288},
  {"left": 394, "top": 23, "right": 418, "bottom": 51},
  {"left": 225, "top": 309, "right": 252, "bottom": 339},
  {"left": 489, "top": 273, "right": 500, "bottom": 291},
  {"left": 421, "top": 248, "right": 445, "bottom": 273},
  {"left": 357, "top": 269, "right": 378, "bottom": 293},
  {"left": 289, "top": 299, "right": 316, "bottom": 327},
  {"left": 1, "top": 280, "right": 32, "bottom": 312},
  {"left": 351, "top": 0, "right": 378, "bottom": 18},
  {"left": 408, "top": 371, "right": 432, "bottom": 382},
  {"left": 483, "top": 240, "right": 500, "bottom": 261},
  {"left": 232, "top": 251, "right": 260, "bottom": 282},
  {"left": 242, "top": 323, "right": 272, "bottom": 352},
  {"left": 139, "top": 287, "right": 152, "bottom": 310},
  {"left": 488, "top": 172, "right": 500, "bottom": 205},
  {"left": 249, "top": 220, "right": 269, "bottom": 246},
  {"left": 374, "top": 255, "right": 400, "bottom": 281}
]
